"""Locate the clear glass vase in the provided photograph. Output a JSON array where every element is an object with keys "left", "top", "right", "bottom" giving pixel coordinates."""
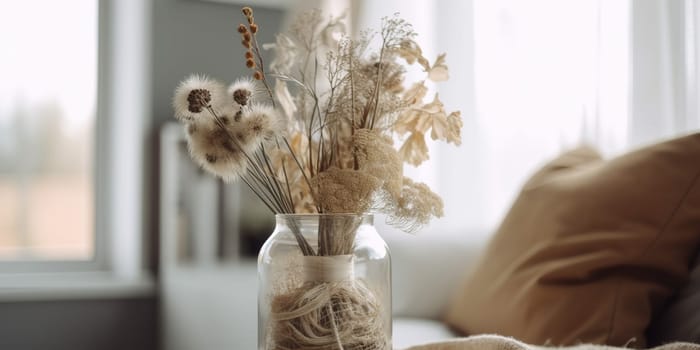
[{"left": 258, "top": 214, "right": 391, "bottom": 350}]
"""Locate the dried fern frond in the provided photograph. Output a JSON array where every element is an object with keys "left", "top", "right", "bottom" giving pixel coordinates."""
[{"left": 387, "top": 177, "right": 444, "bottom": 233}]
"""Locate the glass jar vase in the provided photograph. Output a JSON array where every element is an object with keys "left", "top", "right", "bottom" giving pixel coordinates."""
[{"left": 258, "top": 214, "right": 391, "bottom": 350}]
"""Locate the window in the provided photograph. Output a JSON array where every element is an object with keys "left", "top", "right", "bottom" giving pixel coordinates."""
[
  {"left": 470, "top": 0, "right": 631, "bottom": 227},
  {"left": 0, "top": 0, "right": 98, "bottom": 262}
]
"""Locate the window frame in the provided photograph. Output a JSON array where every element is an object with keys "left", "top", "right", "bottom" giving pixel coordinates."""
[
  {"left": 0, "top": 0, "right": 150, "bottom": 280},
  {"left": 0, "top": 0, "right": 106, "bottom": 273}
]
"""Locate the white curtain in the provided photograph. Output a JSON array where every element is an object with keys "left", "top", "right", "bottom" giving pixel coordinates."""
[
  {"left": 453, "top": 0, "right": 630, "bottom": 231},
  {"left": 630, "top": 0, "right": 700, "bottom": 145},
  {"left": 299, "top": 0, "right": 700, "bottom": 235}
]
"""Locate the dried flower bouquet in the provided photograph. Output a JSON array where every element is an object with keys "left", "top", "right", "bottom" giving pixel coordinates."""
[{"left": 172, "top": 6, "right": 461, "bottom": 349}]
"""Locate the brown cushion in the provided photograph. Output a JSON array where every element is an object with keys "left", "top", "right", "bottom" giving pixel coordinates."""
[
  {"left": 445, "top": 133, "right": 700, "bottom": 348},
  {"left": 647, "top": 251, "right": 700, "bottom": 345}
]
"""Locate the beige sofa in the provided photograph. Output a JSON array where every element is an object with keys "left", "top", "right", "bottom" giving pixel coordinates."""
[{"left": 386, "top": 227, "right": 487, "bottom": 349}]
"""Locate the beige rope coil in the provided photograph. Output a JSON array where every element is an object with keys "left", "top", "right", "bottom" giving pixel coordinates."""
[{"left": 269, "top": 255, "right": 388, "bottom": 350}]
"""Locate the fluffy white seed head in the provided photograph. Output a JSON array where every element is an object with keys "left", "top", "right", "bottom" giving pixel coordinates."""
[
  {"left": 173, "top": 74, "right": 227, "bottom": 122},
  {"left": 184, "top": 120, "right": 248, "bottom": 182},
  {"left": 227, "top": 77, "right": 257, "bottom": 107},
  {"left": 240, "top": 104, "right": 285, "bottom": 150}
]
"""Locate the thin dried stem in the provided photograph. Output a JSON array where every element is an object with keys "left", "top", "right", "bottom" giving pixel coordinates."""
[{"left": 251, "top": 34, "right": 275, "bottom": 106}]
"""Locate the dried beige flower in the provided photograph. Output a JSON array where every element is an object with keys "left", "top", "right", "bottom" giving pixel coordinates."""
[
  {"left": 403, "top": 81, "right": 428, "bottom": 106},
  {"left": 445, "top": 111, "right": 463, "bottom": 146},
  {"left": 353, "top": 129, "right": 402, "bottom": 199},
  {"left": 398, "top": 132, "right": 429, "bottom": 166},
  {"left": 427, "top": 53, "right": 449, "bottom": 82},
  {"left": 311, "top": 167, "right": 381, "bottom": 213},
  {"left": 394, "top": 94, "right": 463, "bottom": 164},
  {"left": 396, "top": 40, "right": 430, "bottom": 71}
]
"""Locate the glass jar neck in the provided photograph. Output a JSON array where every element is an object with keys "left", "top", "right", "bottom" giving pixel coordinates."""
[{"left": 274, "top": 213, "right": 374, "bottom": 228}]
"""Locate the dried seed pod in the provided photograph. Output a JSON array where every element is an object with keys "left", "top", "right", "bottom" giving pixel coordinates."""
[
  {"left": 187, "top": 89, "right": 211, "bottom": 113},
  {"left": 227, "top": 78, "right": 256, "bottom": 107}
]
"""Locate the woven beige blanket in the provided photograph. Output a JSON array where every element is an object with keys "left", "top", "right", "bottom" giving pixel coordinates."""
[{"left": 404, "top": 335, "right": 700, "bottom": 350}]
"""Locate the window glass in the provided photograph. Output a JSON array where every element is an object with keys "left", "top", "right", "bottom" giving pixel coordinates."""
[{"left": 0, "top": 0, "right": 97, "bottom": 260}]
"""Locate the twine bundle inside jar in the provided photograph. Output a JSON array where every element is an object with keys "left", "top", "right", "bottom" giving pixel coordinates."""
[{"left": 270, "top": 276, "right": 387, "bottom": 349}]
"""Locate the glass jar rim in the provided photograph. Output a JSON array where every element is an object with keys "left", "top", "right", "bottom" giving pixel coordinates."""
[{"left": 275, "top": 213, "right": 374, "bottom": 219}]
